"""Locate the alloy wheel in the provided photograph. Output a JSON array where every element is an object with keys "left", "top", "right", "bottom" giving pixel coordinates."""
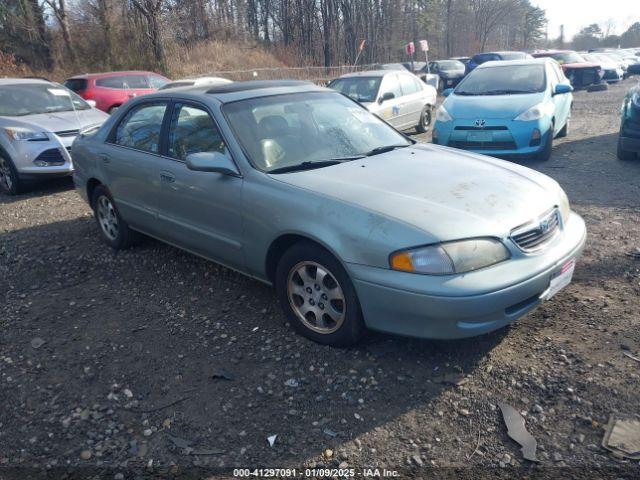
[
  {"left": 287, "top": 261, "right": 346, "bottom": 334},
  {"left": 96, "top": 195, "right": 119, "bottom": 241}
]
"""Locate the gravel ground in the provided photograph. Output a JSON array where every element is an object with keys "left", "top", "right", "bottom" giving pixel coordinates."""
[{"left": 1, "top": 79, "right": 639, "bottom": 479}]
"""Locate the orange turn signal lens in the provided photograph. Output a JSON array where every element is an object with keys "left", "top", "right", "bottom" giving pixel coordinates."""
[{"left": 390, "top": 252, "right": 414, "bottom": 272}]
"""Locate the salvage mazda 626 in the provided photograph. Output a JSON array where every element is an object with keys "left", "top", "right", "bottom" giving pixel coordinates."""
[{"left": 71, "top": 80, "right": 587, "bottom": 346}]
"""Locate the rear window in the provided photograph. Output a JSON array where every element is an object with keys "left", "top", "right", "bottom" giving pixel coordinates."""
[
  {"left": 500, "top": 52, "right": 527, "bottom": 60},
  {"left": 96, "top": 75, "right": 150, "bottom": 89},
  {"left": 159, "top": 81, "right": 195, "bottom": 90},
  {"left": 64, "top": 78, "right": 87, "bottom": 92},
  {"left": 473, "top": 53, "right": 500, "bottom": 64}
]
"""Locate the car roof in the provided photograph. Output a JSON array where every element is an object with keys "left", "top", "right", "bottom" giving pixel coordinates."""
[
  {"left": 141, "top": 80, "right": 330, "bottom": 104},
  {"left": 476, "top": 58, "right": 551, "bottom": 69},
  {"left": 0, "top": 78, "right": 54, "bottom": 86},
  {"left": 66, "top": 71, "right": 162, "bottom": 80},
  {"left": 338, "top": 69, "right": 408, "bottom": 78}
]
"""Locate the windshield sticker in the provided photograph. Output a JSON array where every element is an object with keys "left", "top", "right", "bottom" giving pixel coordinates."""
[
  {"left": 48, "top": 88, "right": 70, "bottom": 97},
  {"left": 348, "top": 108, "right": 375, "bottom": 123}
]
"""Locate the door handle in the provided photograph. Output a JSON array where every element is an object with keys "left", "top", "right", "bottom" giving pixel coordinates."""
[{"left": 160, "top": 171, "right": 175, "bottom": 183}]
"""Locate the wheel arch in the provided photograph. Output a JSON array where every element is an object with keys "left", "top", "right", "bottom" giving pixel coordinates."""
[
  {"left": 86, "top": 177, "right": 103, "bottom": 207},
  {"left": 265, "top": 233, "right": 343, "bottom": 284}
]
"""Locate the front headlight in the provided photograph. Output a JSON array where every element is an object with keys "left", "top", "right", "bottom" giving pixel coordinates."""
[
  {"left": 514, "top": 102, "right": 555, "bottom": 121},
  {"left": 4, "top": 127, "right": 49, "bottom": 142},
  {"left": 435, "top": 105, "right": 453, "bottom": 122},
  {"left": 632, "top": 91, "right": 640, "bottom": 107},
  {"left": 558, "top": 188, "right": 570, "bottom": 225},
  {"left": 390, "top": 238, "right": 510, "bottom": 275}
]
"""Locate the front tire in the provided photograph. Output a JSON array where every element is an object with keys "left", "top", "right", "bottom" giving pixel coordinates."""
[
  {"left": 536, "top": 125, "right": 554, "bottom": 161},
  {"left": 91, "top": 185, "right": 139, "bottom": 249},
  {"left": 0, "top": 154, "right": 24, "bottom": 196},
  {"left": 556, "top": 119, "right": 569, "bottom": 138},
  {"left": 617, "top": 134, "right": 637, "bottom": 161},
  {"left": 416, "top": 105, "right": 433, "bottom": 134},
  {"left": 275, "top": 242, "right": 365, "bottom": 347}
]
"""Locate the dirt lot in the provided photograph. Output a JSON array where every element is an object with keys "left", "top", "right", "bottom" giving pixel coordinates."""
[{"left": 1, "top": 79, "right": 639, "bottom": 479}]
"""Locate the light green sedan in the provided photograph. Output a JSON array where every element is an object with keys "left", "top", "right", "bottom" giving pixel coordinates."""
[{"left": 71, "top": 80, "right": 586, "bottom": 347}]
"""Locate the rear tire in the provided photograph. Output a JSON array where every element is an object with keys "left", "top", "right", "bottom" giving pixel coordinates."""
[
  {"left": 275, "top": 241, "right": 366, "bottom": 347},
  {"left": 416, "top": 105, "right": 433, "bottom": 134},
  {"left": 0, "top": 153, "right": 24, "bottom": 196},
  {"left": 91, "top": 185, "right": 139, "bottom": 249}
]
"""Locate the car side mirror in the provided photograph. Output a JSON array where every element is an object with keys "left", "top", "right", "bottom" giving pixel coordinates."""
[
  {"left": 442, "top": 88, "right": 454, "bottom": 97},
  {"left": 378, "top": 92, "right": 395, "bottom": 104},
  {"left": 185, "top": 152, "right": 239, "bottom": 176},
  {"left": 86, "top": 99, "right": 97, "bottom": 108},
  {"left": 553, "top": 84, "right": 573, "bottom": 95}
]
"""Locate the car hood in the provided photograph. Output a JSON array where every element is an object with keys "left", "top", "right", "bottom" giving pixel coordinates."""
[
  {"left": 445, "top": 92, "right": 544, "bottom": 120},
  {"left": 270, "top": 144, "right": 560, "bottom": 242},
  {"left": 0, "top": 108, "right": 109, "bottom": 133}
]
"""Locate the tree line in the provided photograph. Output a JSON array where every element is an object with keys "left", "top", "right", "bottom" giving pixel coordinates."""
[{"left": 0, "top": 0, "right": 622, "bottom": 78}]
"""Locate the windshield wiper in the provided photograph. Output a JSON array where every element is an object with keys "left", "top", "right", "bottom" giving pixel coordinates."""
[
  {"left": 269, "top": 160, "right": 345, "bottom": 174},
  {"left": 364, "top": 144, "right": 409, "bottom": 157},
  {"left": 483, "top": 89, "right": 534, "bottom": 95}
]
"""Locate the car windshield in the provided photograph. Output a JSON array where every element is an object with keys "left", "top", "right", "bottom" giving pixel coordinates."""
[
  {"left": 327, "top": 77, "right": 382, "bottom": 103},
  {"left": 455, "top": 64, "right": 546, "bottom": 95},
  {"left": 436, "top": 60, "right": 464, "bottom": 70},
  {"left": 551, "top": 52, "right": 585, "bottom": 64},
  {"left": 0, "top": 83, "right": 91, "bottom": 116},
  {"left": 223, "top": 91, "right": 411, "bottom": 173}
]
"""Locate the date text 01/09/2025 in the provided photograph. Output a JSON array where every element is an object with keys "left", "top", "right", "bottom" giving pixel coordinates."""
[{"left": 232, "top": 468, "right": 400, "bottom": 477}]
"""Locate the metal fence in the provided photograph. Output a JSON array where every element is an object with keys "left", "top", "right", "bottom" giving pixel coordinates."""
[{"left": 187, "top": 63, "right": 381, "bottom": 85}]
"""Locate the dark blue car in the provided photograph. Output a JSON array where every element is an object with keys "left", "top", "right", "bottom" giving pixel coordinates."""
[
  {"left": 465, "top": 51, "right": 533, "bottom": 75},
  {"left": 618, "top": 82, "right": 640, "bottom": 160}
]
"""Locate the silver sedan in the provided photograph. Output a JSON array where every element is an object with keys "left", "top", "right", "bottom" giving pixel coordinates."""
[{"left": 71, "top": 80, "right": 586, "bottom": 347}]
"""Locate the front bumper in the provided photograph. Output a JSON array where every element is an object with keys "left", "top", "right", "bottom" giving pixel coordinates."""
[
  {"left": 347, "top": 212, "right": 587, "bottom": 339},
  {"left": 433, "top": 117, "right": 553, "bottom": 158},
  {"left": 7, "top": 134, "right": 75, "bottom": 180}
]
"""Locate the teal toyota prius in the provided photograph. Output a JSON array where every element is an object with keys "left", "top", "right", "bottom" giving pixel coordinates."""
[
  {"left": 433, "top": 58, "right": 573, "bottom": 161},
  {"left": 71, "top": 80, "right": 586, "bottom": 347}
]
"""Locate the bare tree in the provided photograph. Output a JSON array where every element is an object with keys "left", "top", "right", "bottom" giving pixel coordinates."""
[
  {"left": 130, "top": 0, "right": 166, "bottom": 72},
  {"left": 43, "top": 0, "right": 77, "bottom": 64}
]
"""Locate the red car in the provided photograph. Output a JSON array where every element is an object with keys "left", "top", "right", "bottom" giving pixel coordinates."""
[
  {"left": 531, "top": 51, "right": 604, "bottom": 89},
  {"left": 64, "top": 71, "right": 169, "bottom": 114}
]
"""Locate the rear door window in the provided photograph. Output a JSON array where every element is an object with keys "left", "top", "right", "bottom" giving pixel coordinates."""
[
  {"left": 96, "top": 75, "right": 150, "bottom": 89},
  {"left": 113, "top": 102, "right": 167, "bottom": 153}
]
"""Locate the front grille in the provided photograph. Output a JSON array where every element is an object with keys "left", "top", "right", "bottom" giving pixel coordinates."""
[
  {"left": 34, "top": 148, "right": 65, "bottom": 166},
  {"left": 454, "top": 126, "right": 508, "bottom": 131},
  {"left": 511, "top": 209, "right": 560, "bottom": 252},
  {"left": 450, "top": 140, "right": 517, "bottom": 150},
  {"left": 55, "top": 129, "right": 80, "bottom": 137}
]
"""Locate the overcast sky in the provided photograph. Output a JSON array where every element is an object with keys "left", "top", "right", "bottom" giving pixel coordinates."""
[{"left": 532, "top": 0, "right": 640, "bottom": 40}]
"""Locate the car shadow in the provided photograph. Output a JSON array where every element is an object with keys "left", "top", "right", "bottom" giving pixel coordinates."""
[
  {"left": 0, "top": 176, "right": 75, "bottom": 205},
  {"left": 1, "top": 217, "right": 509, "bottom": 471}
]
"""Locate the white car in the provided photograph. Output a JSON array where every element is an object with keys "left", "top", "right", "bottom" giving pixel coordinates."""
[
  {"left": 327, "top": 70, "right": 437, "bottom": 133},
  {"left": 0, "top": 79, "right": 109, "bottom": 195},
  {"left": 159, "top": 76, "right": 233, "bottom": 90}
]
